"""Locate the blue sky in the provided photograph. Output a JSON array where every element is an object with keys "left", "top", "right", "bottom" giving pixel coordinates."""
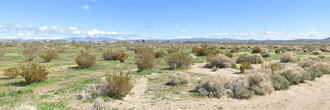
[{"left": 0, "top": 0, "right": 329, "bottom": 40}]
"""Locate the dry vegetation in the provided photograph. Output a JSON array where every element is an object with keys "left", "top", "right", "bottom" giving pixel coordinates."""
[{"left": 1, "top": 41, "right": 330, "bottom": 109}]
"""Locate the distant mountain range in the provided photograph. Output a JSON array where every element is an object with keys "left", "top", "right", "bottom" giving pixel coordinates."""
[{"left": 1, "top": 37, "right": 330, "bottom": 42}]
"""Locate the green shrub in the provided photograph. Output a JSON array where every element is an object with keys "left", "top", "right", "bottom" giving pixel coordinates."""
[
  {"left": 136, "top": 52, "right": 156, "bottom": 71},
  {"left": 105, "top": 71, "right": 134, "bottom": 98},
  {"left": 236, "top": 54, "right": 263, "bottom": 64},
  {"left": 115, "top": 49, "right": 128, "bottom": 63},
  {"left": 230, "top": 77, "right": 255, "bottom": 99},
  {"left": 280, "top": 52, "right": 297, "bottom": 63},
  {"left": 270, "top": 74, "right": 290, "bottom": 90},
  {"left": 239, "top": 61, "right": 253, "bottom": 73},
  {"left": 134, "top": 47, "right": 154, "bottom": 54},
  {"left": 19, "top": 62, "right": 49, "bottom": 84},
  {"left": 155, "top": 51, "right": 166, "bottom": 58},
  {"left": 205, "top": 54, "right": 235, "bottom": 68},
  {"left": 247, "top": 73, "right": 274, "bottom": 96},
  {"left": 169, "top": 72, "right": 190, "bottom": 86},
  {"left": 0, "top": 49, "right": 5, "bottom": 59},
  {"left": 251, "top": 46, "right": 262, "bottom": 53},
  {"left": 167, "top": 48, "right": 179, "bottom": 54},
  {"left": 57, "top": 47, "right": 66, "bottom": 53},
  {"left": 165, "top": 50, "right": 195, "bottom": 69},
  {"left": 195, "top": 74, "right": 229, "bottom": 98},
  {"left": 75, "top": 50, "right": 96, "bottom": 68},
  {"left": 102, "top": 48, "right": 116, "bottom": 60},
  {"left": 306, "top": 69, "right": 323, "bottom": 81},
  {"left": 3, "top": 67, "right": 21, "bottom": 79},
  {"left": 39, "top": 48, "right": 58, "bottom": 62},
  {"left": 225, "top": 53, "right": 233, "bottom": 58},
  {"left": 280, "top": 67, "right": 304, "bottom": 85},
  {"left": 194, "top": 48, "right": 209, "bottom": 56}
]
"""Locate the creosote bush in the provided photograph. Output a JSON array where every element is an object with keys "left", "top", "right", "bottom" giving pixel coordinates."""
[
  {"left": 105, "top": 71, "right": 134, "bottom": 98},
  {"left": 115, "top": 49, "right": 128, "bottom": 62},
  {"left": 195, "top": 74, "right": 229, "bottom": 98},
  {"left": 225, "top": 53, "right": 233, "bottom": 58},
  {"left": 261, "top": 63, "right": 284, "bottom": 74},
  {"left": 166, "top": 50, "right": 195, "bottom": 69},
  {"left": 154, "top": 51, "right": 166, "bottom": 58},
  {"left": 239, "top": 61, "right": 253, "bottom": 73},
  {"left": 275, "top": 49, "right": 281, "bottom": 54},
  {"left": 102, "top": 48, "right": 116, "bottom": 60},
  {"left": 0, "top": 49, "right": 5, "bottom": 59},
  {"left": 39, "top": 48, "right": 58, "bottom": 62},
  {"left": 205, "top": 54, "right": 235, "bottom": 68},
  {"left": 280, "top": 52, "right": 297, "bottom": 63},
  {"left": 231, "top": 46, "right": 240, "bottom": 53},
  {"left": 19, "top": 62, "right": 49, "bottom": 84},
  {"left": 167, "top": 48, "right": 179, "bottom": 54},
  {"left": 3, "top": 67, "right": 21, "bottom": 79},
  {"left": 169, "top": 72, "right": 190, "bottom": 86},
  {"left": 136, "top": 52, "right": 156, "bottom": 71},
  {"left": 270, "top": 74, "right": 290, "bottom": 90},
  {"left": 75, "top": 50, "right": 96, "bottom": 68},
  {"left": 261, "top": 52, "right": 272, "bottom": 58},
  {"left": 134, "top": 47, "right": 154, "bottom": 54},
  {"left": 236, "top": 54, "right": 263, "bottom": 64},
  {"left": 251, "top": 46, "right": 262, "bottom": 53},
  {"left": 192, "top": 47, "right": 222, "bottom": 56}
]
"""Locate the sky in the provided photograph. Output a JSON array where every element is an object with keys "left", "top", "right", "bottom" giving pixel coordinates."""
[{"left": 0, "top": 0, "right": 329, "bottom": 40}]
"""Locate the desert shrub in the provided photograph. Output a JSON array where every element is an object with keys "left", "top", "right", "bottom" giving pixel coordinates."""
[
  {"left": 81, "top": 77, "right": 108, "bottom": 101},
  {"left": 102, "top": 48, "right": 116, "bottom": 60},
  {"left": 251, "top": 46, "right": 262, "bottom": 53},
  {"left": 39, "top": 48, "right": 58, "bottom": 62},
  {"left": 208, "top": 50, "right": 222, "bottom": 55},
  {"left": 194, "top": 48, "right": 209, "bottom": 56},
  {"left": 239, "top": 61, "right": 253, "bottom": 73},
  {"left": 14, "top": 104, "right": 37, "bottom": 110},
  {"left": 231, "top": 46, "right": 240, "bottom": 53},
  {"left": 169, "top": 72, "right": 190, "bottom": 85},
  {"left": 261, "top": 52, "right": 272, "bottom": 58},
  {"left": 309, "top": 62, "right": 330, "bottom": 74},
  {"left": 301, "top": 71, "right": 312, "bottom": 82},
  {"left": 230, "top": 77, "right": 255, "bottom": 99},
  {"left": 19, "top": 62, "right": 49, "bottom": 84},
  {"left": 136, "top": 52, "right": 156, "bottom": 71},
  {"left": 0, "top": 49, "right": 5, "bottom": 59},
  {"left": 3, "top": 67, "right": 21, "bottom": 79},
  {"left": 75, "top": 50, "right": 96, "bottom": 68},
  {"left": 313, "top": 51, "right": 323, "bottom": 55},
  {"left": 275, "top": 49, "right": 281, "bottom": 54},
  {"left": 306, "top": 69, "right": 323, "bottom": 81},
  {"left": 270, "top": 74, "right": 290, "bottom": 90},
  {"left": 57, "top": 47, "right": 66, "bottom": 53},
  {"left": 205, "top": 54, "right": 235, "bottom": 68},
  {"left": 105, "top": 71, "right": 134, "bottom": 98},
  {"left": 22, "top": 43, "right": 39, "bottom": 61},
  {"left": 280, "top": 52, "right": 297, "bottom": 63},
  {"left": 84, "top": 44, "right": 92, "bottom": 50},
  {"left": 236, "top": 54, "right": 263, "bottom": 64},
  {"left": 114, "top": 49, "right": 128, "bottom": 62},
  {"left": 167, "top": 48, "right": 179, "bottom": 54},
  {"left": 280, "top": 67, "right": 304, "bottom": 85},
  {"left": 225, "top": 53, "right": 233, "bottom": 58},
  {"left": 299, "top": 60, "right": 317, "bottom": 68},
  {"left": 261, "top": 63, "right": 284, "bottom": 74},
  {"left": 195, "top": 74, "right": 229, "bottom": 98},
  {"left": 93, "top": 97, "right": 110, "bottom": 110},
  {"left": 247, "top": 73, "right": 274, "bottom": 95},
  {"left": 165, "top": 50, "right": 195, "bottom": 69},
  {"left": 154, "top": 51, "right": 166, "bottom": 58},
  {"left": 134, "top": 47, "right": 154, "bottom": 54},
  {"left": 320, "top": 46, "right": 330, "bottom": 52}
]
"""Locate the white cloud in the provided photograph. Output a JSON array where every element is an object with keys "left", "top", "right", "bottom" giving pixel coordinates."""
[
  {"left": 213, "top": 29, "right": 327, "bottom": 40},
  {"left": 81, "top": 5, "right": 89, "bottom": 10}
]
